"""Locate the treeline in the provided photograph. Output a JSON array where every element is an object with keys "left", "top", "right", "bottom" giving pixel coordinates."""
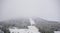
[{"left": 0, "top": 17, "right": 60, "bottom": 33}]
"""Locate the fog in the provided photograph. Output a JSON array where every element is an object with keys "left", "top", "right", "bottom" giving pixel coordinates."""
[{"left": 0, "top": 0, "right": 60, "bottom": 21}]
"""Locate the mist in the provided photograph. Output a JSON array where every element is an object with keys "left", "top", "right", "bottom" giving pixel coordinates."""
[{"left": 0, "top": 0, "right": 60, "bottom": 21}]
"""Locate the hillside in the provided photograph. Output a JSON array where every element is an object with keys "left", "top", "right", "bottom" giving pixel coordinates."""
[{"left": 0, "top": 17, "right": 60, "bottom": 33}]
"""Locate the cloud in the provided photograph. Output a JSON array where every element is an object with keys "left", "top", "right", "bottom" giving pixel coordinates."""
[{"left": 0, "top": 0, "right": 59, "bottom": 21}]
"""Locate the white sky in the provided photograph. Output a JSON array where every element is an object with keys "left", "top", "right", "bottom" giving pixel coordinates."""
[{"left": 0, "top": 0, "right": 60, "bottom": 21}]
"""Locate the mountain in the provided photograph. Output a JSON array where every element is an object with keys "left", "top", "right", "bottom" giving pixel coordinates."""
[
  {"left": 32, "top": 17, "right": 60, "bottom": 31},
  {"left": 0, "top": 17, "right": 60, "bottom": 33}
]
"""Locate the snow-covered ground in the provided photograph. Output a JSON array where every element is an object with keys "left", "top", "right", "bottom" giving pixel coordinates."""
[
  {"left": 9, "top": 18, "right": 41, "bottom": 33},
  {"left": 54, "top": 31, "right": 60, "bottom": 33}
]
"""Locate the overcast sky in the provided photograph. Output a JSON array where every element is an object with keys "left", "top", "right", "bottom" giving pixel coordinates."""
[{"left": 0, "top": 0, "right": 60, "bottom": 21}]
